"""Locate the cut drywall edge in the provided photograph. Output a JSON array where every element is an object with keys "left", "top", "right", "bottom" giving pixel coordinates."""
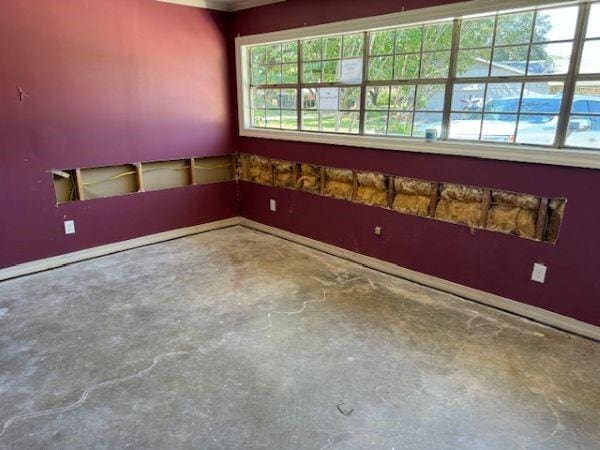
[
  {"left": 239, "top": 218, "right": 600, "bottom": 342},
  {"left": 0, "top": 217, "right": 241, "bottom": 281}
]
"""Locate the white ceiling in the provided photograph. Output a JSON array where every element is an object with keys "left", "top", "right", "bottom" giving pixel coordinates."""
[{"left": 156, "top": 0, "right": 286, "bottom": 12}]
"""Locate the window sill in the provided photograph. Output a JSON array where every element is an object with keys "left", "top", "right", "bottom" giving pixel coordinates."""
[{"left": 239, "top": 128, "right": 600, "bottom": 169}]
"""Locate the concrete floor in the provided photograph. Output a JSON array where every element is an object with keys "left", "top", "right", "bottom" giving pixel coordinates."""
[{"left": 0, "top": 226, "right": 599, "bottom": 449}]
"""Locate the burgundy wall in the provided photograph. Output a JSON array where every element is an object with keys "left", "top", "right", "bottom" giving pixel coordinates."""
[
  {"left": 0, "top": 0, "right": 236, "bottom": 269},
  {"left": 233, "top": 0, "right": 600, "bottom": 327}
]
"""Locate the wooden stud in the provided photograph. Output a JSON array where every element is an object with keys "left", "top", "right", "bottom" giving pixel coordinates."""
[
  {"left": 479, "top": 189, "right": 492, "bottom": 228},
  {"left": 319, "top": 166, "right": 325, "bottom": 195},
  {"left": 242, "top": 154, "right": 248, "bottom": 181},
  {"left": 428, "top": 182, "right": 440, "bottom": 217},
  {"left": 387, "top": 176, "right": 395, "bottom": 209},
  {"left": 352, "top": 171, "right": 359, "bottom": 202},
  {"left": 535, "top": 197, "right": 550, "bottom": 241},
  {"left": 74, "top": 168, "right": 85, "bottom": 201},
  {"left": 189, "top": 158, "right": 197, "bottom": 185},
  {"left": 270, "top": 158, "right": 275, "bottom": 186},
  {"left": 231, "top": 154, "right": 237, "bottom": 180},
  {"left": 292, "top": 162, "right": 299, "bottom": 189},
  {"left": 135, "top": 163, "right": 145, "bottom": 192}
]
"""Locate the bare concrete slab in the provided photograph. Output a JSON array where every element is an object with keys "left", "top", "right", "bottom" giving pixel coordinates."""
[{"left": 0, "top": 226, "right": 599, "bottom": 449}]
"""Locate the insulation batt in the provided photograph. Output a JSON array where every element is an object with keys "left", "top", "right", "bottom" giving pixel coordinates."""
[
  {"left": 324, "top": 168, "right": 353, "bottom": 200},
  {"left": 392, "top": 193, "right": 430, "bottom": 216},
  {"left": 394, "top": 178, "right": 434, "bottom": 196},
  {"left": 545, "top": 198, "right": 566, "bottom": 243},
  {"left": 492, "top": 191, "right": 540, "bottom": 210},
  {"left": 440, "top": 183, "right": 484, "bottom": 202},
  {"left": 487, "top": 205, "right": 537, "bottom": 238},
  {"left": 247, "top": 155, "right": 272, "bottom": 185},
  {"left": 435, "top": 199, "right": 482, "bottom": 227},
  {"left": 296, "top": 164, "right": 320, "bottom": 192},
  {"left": 356, "top": 172, "right": 388, "bottom": 207},
  {"left": 272, "top": 160, "right": 293, "bottom": 188}
]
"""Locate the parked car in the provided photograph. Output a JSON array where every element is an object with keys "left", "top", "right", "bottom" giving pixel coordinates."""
[{"left": 417, "top": 95, "right": 600, "bottom": 148}]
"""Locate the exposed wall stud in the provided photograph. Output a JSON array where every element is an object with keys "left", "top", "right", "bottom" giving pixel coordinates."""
[
  {"left": 535, "top": 197, "right": 550, "bottom": 240},
  {"left": 480, "top": 189, "right": 492, "bottom": 228},
  {"left": 74, "top": 168, "right": 85, "bottom": 201},
  {"left": 190, "top": 158, "right": 197, "bottom": 185},
  {"left": 428, "top": 182, "right": 440, "bottom": 217},
  {"left": 135, "top": 163, "right": 145, "bottom": 192}
]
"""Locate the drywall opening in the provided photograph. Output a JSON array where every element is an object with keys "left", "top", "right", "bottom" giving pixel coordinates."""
[
  {"left": 245, "top": 155, "right": 272, "bottom": 185},
  {"left": 296, "top": 163, "right": 320, "bottom": 192},
  {"left": 193, "top": 156, "right": 234, "bottom": 185},
  {"left": 323, "top": 168, "right": 353, "bottom": 201},
  {"left": 273, "top": 160, "right": 294, "bottom": 188},
  {"left": 80, "top": 165, "right": 138, "bottom": 199},
  {"left": 52, "top": 170, "right": 78, "bottom": 204},
  {"left": 356, "top": 172, "right": 388, "bottom": 207},
  {"left": 142, "top": 160, "right": 190, "bottom": 191},
  {"left": 392, "top": 178, "right": 434, "bottom": 217}
]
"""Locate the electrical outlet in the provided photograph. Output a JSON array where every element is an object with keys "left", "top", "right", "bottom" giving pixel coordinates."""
[
  {"left": 270, "top": 199, "right": 277, "bottom": 212},
  {"left": 64, "top": 220, "right": 76, "bottom": 235},
  {"left": 374, "top": 226, "right": 382, "bottom": 236},
  {"left": 531, "top": 263, "right": 547, "bottom": 283}
]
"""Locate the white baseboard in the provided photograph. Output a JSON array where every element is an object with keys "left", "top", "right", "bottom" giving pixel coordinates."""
[
  {"left": 240, "top": 218, "right": 600, "bottom": 341},
  {"left": 0, "top": 217, "right": 241, "bottom": 282}
]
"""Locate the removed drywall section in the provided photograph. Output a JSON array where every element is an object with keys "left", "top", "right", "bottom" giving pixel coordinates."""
[
  {"left": 435, "top": 184, "right": 484, "bottom": 227},
  {"left": 296, "top": 164, "right": 320, "bottom": 192},
  {"left": 273, "top": 160, "right": 294, "bottom": 188},
  {"left": 545, "top": 198, "right": 567, "bottom": 244},
  {"left": 246, "top": 155, "right": 272, "bottom": 185},
  {"left": 80, "top": 165, "right": 138, "bottom": 199},
  {"left": 486, "top": 191, "right": 539, "bottom": 239},
  {"left": 392, "top": 177, "right": 434, "bottom": 217},
  {"left": 193, "top": 156, "right": 235, "bottom": 185},
  {"left": 142, "top": 160, "right": 191, "bottom": 191},
  {"left": 356, "top": 172, "right": 388, "bottom": 207},
  {"left": 52, "top": 170, "right": 78, "bottom": 204},
  {"left": 324, "top": 168, "right": 353, "bottom": 200}
]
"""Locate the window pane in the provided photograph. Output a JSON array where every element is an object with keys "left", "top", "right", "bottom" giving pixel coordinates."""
[
  {"left": 324, "top": 36, "right": 342, "bottom": 59},
  {"left": 370, "top": 30, "right": 395, "bottom": 55},
  {"left": 423, "top": 22, "right": 453, "bottom": 51},
  {"left": 456, "top": 48, "right": 491, "bottom": 77},
  {"left": 266, "top": 44, "right": 282, "bottom": 64},
  {"left": 528, "top": 42, "right": 572, "bottom": 75},
  {"left": 566, "top": 81, "right": 600, "bottom": 149},
  {"left": 495, "top": 12, "right": 534, "bottom": 46},
  {"left": 580, "top": 41, "right": 600, "bottom": 74},
  {"left": 366, "top": 86, "right": 390, "bottom": 110},
  {"left": 340, "top": 88, "right": 361, "bottom": 110},
  {"left": 413, "top": 112, "right": 443, "bottom": 136},
  {"left": 485, "top": 83, "right": 522, "bottom": 112},
  {"left": 482, "top": 114, "right": 517, "bottom": 142},
  {"left": 450, "top": 113, "right": 482, "bottom": 140},
  {"left": 572, "top": 81, "right": 600, "bottom": 113},
  {"left": 302, "top": 111, "right": 318, "bottom": 130},
  {"left": 388, "top": 112, "right": 414, "bottom": 136},
  {"left": 251, "top": 46, "right": 266, "bottom": 66},
  {"left": 415, "top": 84, "right": 445, "bottom": 111},
  {"left": 420, "top": 51, "right": 450, "bottom": 78},
  {"left": 587, "top": 3, "right": 600, "bottom": 39},
  {"left": 343, "top": 34, "right": 364, "bottom": 58},
  {"left": 369, "top": 56, "right": 393, "bottom": 80},
  {"left": 338, "top": 112, "right": 360, "bottom": 134},
  {"left": 365, "top": 111, "right": 388, "bottom": 134},
  {"left": 302, "top": 39, "right": 322, "bottom": 61},
  {"left": 281, "top": 110, "right": 298, "bottom": 129},
  {"left": 322, "top": 60, "right": 340, "bottom": 82},
  {"left": 516, "top": 115, "right": 557, "bottom": 145},
  {"left": 251, "top": 88, "right": 266, "bottom": 108},
  {"left": 452, "top": 83, "right": 485, "bottom": 112},
  {"left": 491, "top": 45, "right": 528, "bottom": 76},
  {"left": 534, "top": 6, "right": 577, "bottom": 42},
  {"left": 302, "top": 62, "right": 322, "bottom": 83},
  {"left": 265, "top": 89, "right": 281, "bottom": 109},
  {"left": 282, "top": 63, "right": 298, "bottom": 83},
  {"left": 282, "top": 41, "right": 298, "bottom": 62},
  {"left": 266, "top": 65, "right": 282, "bottom": 84},
  {"left": 281, "top": 89, "right": 297, "bottom": 109},
  {"left": 394, "top": 53, "right": 420, "bottom": 79},
  {"left": 265, "top": 110, "right": 281, "bottom": 128},
  {"left": 396, "top": 27, "right": 422, "bottom": 53},
  {"left": 320, "top": 111, "right": 338, "bottom": 132},
  {"left": 302, "top": 88, "right": 317, "bottom": 109},
  {"left": 460, "top": 17, "right": 495, "bottom": 48},
  {"left": 520, "top": 83, "right": 563, "bottom": 114},
  {"left": 252, "top": 109, "right": 266, "bottom": 127},
  {"left": 251, "top": 66, "right": 266, "bottom": 85},
  {"left": 390, "top": 85, "right": 416, "bottom": 110}
]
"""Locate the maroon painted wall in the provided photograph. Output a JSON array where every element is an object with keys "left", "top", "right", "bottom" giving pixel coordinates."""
[
  {"left": 0, "top": 0, "right": 236, "bottom": 269},
  {"left": 233, "top": 0, "right": 600, "bottom": 327}
]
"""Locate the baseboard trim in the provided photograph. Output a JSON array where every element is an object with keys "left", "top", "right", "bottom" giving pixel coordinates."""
[
  {"left": 0, "top": 217, "right": 241, "bottom": 282},
  {"left": 240, "top": 218, "right": 600, "bottom": 341}
]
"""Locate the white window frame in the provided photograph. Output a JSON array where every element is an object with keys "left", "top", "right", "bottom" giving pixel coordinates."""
[{"left": 236, "top": 0, "right": 600, "bottom": 169}]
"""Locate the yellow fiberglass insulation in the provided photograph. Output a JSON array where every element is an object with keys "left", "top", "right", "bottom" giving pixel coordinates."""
[
  {"left": 392, "top": 193, "right": 430, "bottom": 216},
  {"left": 394, "top": 177, "right": 434, "bottom": 196},
  {"left": 545, "top": 198, "right": 566, "bottom": 243},
  {"left": 440, "top": 183, "right": 484, "bottom": 203},
  {"left": 324, "top": 168, "right": 353, "bottom": 200},
  {"left": 247, "top": 155, "right": 272, "bottom": 185},
  {"left": 296, "top": 164, "right": 320, "bottom": 192},
  {"left": 272, "top": 160, "right": 293, "bottom": 188},
  {"left": 486, "top": 191, "right": 540, "bottom": 239},
  {"left": 486, "top": 205, "right": 537, "bottom": 239},
  {"left": 355, "top": 172, "right": 388, "bottom": 207},
  {"left": 392, "top": 177, "right": 434, "bottom": 216},
  {"left": 435, "top": 199, "right": 482, "bottom": 227}
]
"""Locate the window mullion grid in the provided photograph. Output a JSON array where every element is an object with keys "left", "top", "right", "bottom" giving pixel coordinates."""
[
  {"left": 297, "top": 40, "right": 302, "bottom": 131},
  {"left": 441, "top": 18, "right": 461, "bottom": 141},
  {"left": 556, "top": 2, "right": 591, "bottom": 148},
  {"left": 359, "top": 31, "right": 370, "bottom": 135}
]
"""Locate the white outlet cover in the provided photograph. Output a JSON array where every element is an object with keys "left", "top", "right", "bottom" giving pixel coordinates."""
[
  {"left": 531, "top": 263, "right": 547, "bottom": 283},
  {"left": 64, "top": 220, "right": 76, "bottom": 235},
  {"left": 269, "top": 199, "right": 277, "bottom": 212}
]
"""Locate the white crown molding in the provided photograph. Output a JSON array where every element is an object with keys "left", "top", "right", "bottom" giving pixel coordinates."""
[{"left": 155, "top": 0, "right": 286, "bottom": 12}]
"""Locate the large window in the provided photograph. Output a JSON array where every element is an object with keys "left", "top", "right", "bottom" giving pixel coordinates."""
[{"left": 240, "top": 0, "right": 600, "bottom": 159}]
